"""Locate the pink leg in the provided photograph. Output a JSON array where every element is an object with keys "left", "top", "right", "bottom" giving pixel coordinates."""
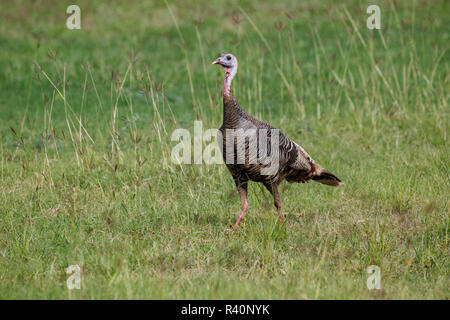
[
  {"left": 274, "top": 187, "right": 283, "bottom": 224},
  {"left": 264, "top": 182, "right": 283, "bottom": 224},
  {"left": 233, "top": 183, "right": 249, "bottom": 231}
]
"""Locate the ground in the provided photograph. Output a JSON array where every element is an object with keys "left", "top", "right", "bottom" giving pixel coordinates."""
[{"left": 0, "top": 0, "right": 448, "bottom": 299}]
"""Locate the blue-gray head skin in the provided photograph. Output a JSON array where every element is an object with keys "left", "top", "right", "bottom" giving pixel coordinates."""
[{"left": 212, "top": 53, "right": 238, "bottom": 95}]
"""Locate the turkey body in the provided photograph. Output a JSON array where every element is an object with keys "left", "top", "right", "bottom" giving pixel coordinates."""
[{"left": 219, "top": 94, "right": 317, "bottom": 187}]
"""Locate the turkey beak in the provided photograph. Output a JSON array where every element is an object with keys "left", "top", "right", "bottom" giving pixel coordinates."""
[{"left": 212, "top": 58, "right": 221, "bottom": 65}]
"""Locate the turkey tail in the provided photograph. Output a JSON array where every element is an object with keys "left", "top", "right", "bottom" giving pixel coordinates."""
[{"left": 311, "top": 164, "right": 342, "bottom": 187}]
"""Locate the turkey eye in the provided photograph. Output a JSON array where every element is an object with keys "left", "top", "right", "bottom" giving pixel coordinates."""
[{"left": 226, "top": 55, "right": 231, "bottom": 60}]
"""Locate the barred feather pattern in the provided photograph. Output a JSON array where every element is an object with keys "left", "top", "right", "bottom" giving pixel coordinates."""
[{"left": 219, "top": 94, "right": 324, "bottom": 186}]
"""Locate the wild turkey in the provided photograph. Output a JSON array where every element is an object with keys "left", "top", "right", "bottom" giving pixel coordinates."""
[{"left": 212, "top": 53, "right": 342, "bottom": 231}]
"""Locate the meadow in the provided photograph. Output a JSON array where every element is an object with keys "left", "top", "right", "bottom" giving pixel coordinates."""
[{"left": 0, "top": 0, "right": 448, "bottom": 299}]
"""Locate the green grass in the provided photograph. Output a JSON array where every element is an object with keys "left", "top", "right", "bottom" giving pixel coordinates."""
[{"left": 0, "top": 0, "right": 448, "bottom": 299}]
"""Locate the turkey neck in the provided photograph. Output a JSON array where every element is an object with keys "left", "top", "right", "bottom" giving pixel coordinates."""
[{"left": 222, "top": 66, "right": 243, "bottom": 128}]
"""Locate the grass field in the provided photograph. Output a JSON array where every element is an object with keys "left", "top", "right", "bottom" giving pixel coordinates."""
[{"left": 0, "top": 0, "right": 448, "bottom": 299}]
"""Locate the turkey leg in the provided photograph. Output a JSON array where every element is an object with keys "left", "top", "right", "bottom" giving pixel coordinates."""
[{"left": 233, "top": 181, "right": 248, "bottom": 231}]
